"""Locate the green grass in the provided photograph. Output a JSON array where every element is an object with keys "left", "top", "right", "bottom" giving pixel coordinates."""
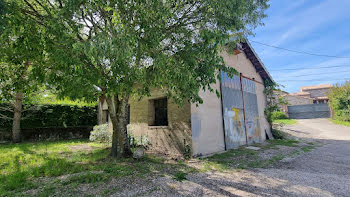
[
  {"left": 301, "top": 146, "right": 315, "bottom": 152},
  {"left": 173, "top": 171, "right": 187, "bottom": 182},
  {"left": 329, "top": 119, "right": 350, "bottom": 127},
  {"left": 268, "top": 139, "right": 299, "bottom": 147},
  {"left": 0, "top": 138, "right": 314, "bottom": 196},
  {"left": 0, "top": 140, "right": 192, "bottom": 196},
  {"left": 273, "top": 119, "right": 297, "bottom": 125}
]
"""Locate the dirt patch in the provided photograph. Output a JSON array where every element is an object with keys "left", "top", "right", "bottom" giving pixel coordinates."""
[{"left": 69, "top": 144, "right": 97, "bottom": 152}]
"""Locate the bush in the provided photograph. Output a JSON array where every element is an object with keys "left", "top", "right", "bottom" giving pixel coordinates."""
[
  {"left": 328, "top": 81, "right": 350, "bottom": 122},
  {"left": 89, "top": 124, "right": 111, "bottom": 143},
  {"left": 271, "top": 111, "right": 288, "bottom": 121}
]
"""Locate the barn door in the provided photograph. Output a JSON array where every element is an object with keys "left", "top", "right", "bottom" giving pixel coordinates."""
[
  {"left": 241, "top": 77, "right": 261, "bottom": 144},
  {"left": 221, "top": 72, "right": 247, "bottom": 149}
]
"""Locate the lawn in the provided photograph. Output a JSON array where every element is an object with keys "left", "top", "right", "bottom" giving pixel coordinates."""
[
  {"left": 329, "top": 119, "right": 350, "bottom": 127},
  {"left": 273, "top": 119, "right": 298, "bottom": 125},
  {"left": 0, "top": 140, "right": 194, "bottom": 196},
  {"left": 0, "top": 138, "right": 314, "bottom": 196}
]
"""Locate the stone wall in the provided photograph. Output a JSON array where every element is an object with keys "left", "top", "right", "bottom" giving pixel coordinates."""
[
  {"left": 129, "top": 89, "right": 192, "bottom": 158},
  {"left": 285, "top": 94, "right": 313, "bottom": 106},
  {"left": 303, "top": 88, "right": 330, "bottom": 98}
]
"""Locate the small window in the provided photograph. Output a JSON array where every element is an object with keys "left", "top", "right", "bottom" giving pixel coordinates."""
[
  {"left": 148, "top": 97, "right": 168, "bottom": 126},
  {"left": 102, "top": 110, "right": 109, "bottom": 123}
]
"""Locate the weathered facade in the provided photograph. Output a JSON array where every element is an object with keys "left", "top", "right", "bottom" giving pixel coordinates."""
[
  {"left": 98, "top": 41, "right": 273, "bottom": 157},
  {"left": 128, "top": 90, "right": 192, "bottom": 157},
  {"left": 191, "top": 48, "right": 272, "bottom": 156}
]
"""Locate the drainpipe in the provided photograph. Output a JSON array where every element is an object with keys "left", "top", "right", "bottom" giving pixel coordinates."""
[{"left": 219, "top": 71, "right": 227, "bottom": 151}]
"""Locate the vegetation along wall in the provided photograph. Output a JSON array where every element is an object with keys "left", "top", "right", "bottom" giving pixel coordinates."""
[{"left": 0, "top": 104, "right": 97, "bottom": 141}]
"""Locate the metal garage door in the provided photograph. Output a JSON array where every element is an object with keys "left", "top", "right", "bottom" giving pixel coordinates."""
[
  {"left": 221, "top": 72, "right": 261, "bottom": 148},
  {"left": 288, "top": 103, "right": 330, "bottom": 119},
  {"left": 242, "top": 78, "right": 261, "bottom": 144},
  {"left": 221, "top": 72, "right": 247, "bottom": 148}
]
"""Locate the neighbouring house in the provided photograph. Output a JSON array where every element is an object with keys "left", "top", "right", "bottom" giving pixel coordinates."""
[
  {"left": 273, "top": 91, "right": 313, "bottom": 114},
  {"left": 98, "top": 41, "right": 273, "bottom": 158},
  {"left": 290, "top": 84, "right": 332, "bottom": 104}
]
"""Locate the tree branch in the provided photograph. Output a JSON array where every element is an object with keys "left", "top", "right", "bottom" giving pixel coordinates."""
[
  {"left": 0, "top": 113, "right": 13, "bottom": 120},
  {"left": 0, "top": 106, "right": 13, "bottom": 112}
]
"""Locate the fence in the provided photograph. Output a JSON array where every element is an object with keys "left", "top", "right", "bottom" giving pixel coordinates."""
[{"left": 288, "top": 103, "right": 330, "bottom": 119}]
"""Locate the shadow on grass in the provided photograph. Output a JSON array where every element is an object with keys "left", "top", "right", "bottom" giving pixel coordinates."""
[{"left": 0, "top": 141, "right": 197, "bottom": 196}]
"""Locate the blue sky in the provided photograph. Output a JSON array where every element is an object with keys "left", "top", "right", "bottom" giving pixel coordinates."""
[{"left": 248, "top": 0, "right": 350, "bottom": 93}]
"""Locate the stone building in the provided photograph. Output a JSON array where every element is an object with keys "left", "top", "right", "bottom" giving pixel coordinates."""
[
  {"left": 290, "top": 84, "right": 332, "bottom": 104},
  {"left": 98, "top": 41, "right": 273, "bottom": 158}
]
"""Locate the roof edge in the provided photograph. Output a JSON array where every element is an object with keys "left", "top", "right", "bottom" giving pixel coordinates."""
[{"left": 243, "top": 40, "right": 274, "bottom": 83}]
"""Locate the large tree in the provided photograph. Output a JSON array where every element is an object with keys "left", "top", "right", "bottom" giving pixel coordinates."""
[
  {"left": 16, "top": 0, "right": 268, "bottom": 157},
  {"left": 0, "top": 1, "right": 45, "bottom": 142}
]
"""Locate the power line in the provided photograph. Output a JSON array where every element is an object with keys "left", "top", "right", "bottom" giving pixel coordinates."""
[
  {"left": 277, "top": 78, "right": 350, "bottom": 82},
  {"left": 251, "top": 40, "right": 350, "bottom": 59},
  {"left": 270, "top": 64, "right": 350, "bottom": 71},
  {"left": 274, "top": 69, "right": 350, "bottom": 78}
]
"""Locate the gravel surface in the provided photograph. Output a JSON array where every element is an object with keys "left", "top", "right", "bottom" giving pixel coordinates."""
[{"left": 139, "top": 118, "right": 350, "bottom": 197}]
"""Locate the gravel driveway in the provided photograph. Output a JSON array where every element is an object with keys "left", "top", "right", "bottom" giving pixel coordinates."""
[{"left": 134, "top": 118, "right": 350, "bottom": 197}]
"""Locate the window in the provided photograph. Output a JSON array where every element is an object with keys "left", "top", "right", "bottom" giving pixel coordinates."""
[
  {"left": 102, "top": 110, "right": 109, "bottom": 123},
  {"left": 148, "top": 97, "right": 168, "bottom": 126}
]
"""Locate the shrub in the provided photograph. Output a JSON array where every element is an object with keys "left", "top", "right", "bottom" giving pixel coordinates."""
[
  {"left": 89, "top": 124, "right": 111, "bottom": 143},
  {"left": 271, "top": 111, "right": 288, "bottom": 120},
  {"left": 173, "top": 171, "right": 187, "bottom": 182},
  {"left": 129, "top": 134, "right": 151, "bottom": 149},
  {"left": 328, "top": 81, "right": 350, "bottom": 122}
]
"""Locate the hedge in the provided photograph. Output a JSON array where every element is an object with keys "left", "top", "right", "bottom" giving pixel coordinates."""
[
  {"left": 271, "top": 111, "right": 288, "bottom": 121},
  {"left": 0, "top": 104, "right": 97, "bottom": 129}
]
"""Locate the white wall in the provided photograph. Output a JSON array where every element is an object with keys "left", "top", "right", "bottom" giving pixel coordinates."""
[
  {"left": 191, "top": 79, "right": 225, "bottom": 156},
  {"left": 191, "top": 50, "right": 271, "bottom": 156}
]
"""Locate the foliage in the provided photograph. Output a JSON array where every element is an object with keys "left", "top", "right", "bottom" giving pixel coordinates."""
[
  {"left": 329, "top": 118, "right": 350, "bottom": 127},
  {"left": 173, "top": 171, "right": 187, "bottom": 182},
  {"left": 0, "top": 104, "right": 97, "bottom": 129},
  {"left": 271, "top": 111, "right": 288, "bottom": 120},
  {"left": 89, "top": 124, "right": 112, "bottom": 143},
  {"left": 328, "top": 81, "right": 350, "bottom": 122},
  {"left": 0, "top": 0, "right": 46, "bottom": 103},
  {"left": 0, "top": 1, "right": 50, "bottom": 142},
  {"left": 183, "top": 144, "right": 192, "bottom": 160},
  {"left": 25, "top": 87, "right": 97, "bottom": 107},
  {"left": 129, "top": 134, "right": 152, "bottom": 149},
  {"left": 264, "top": 80, "right": 288, "bottom": 125}
]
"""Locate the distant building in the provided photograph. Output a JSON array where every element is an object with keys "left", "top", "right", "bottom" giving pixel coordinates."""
[{"left": 290, "top": 84, "right": 332, "bottom": 104}]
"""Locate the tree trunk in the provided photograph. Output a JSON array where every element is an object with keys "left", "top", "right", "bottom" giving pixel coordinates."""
[
  {"left": 12, "top": 92, "right": 23, "bottom": 143},
  {"left": 106, "top": 95, "right": 132, "bottom": 158}
]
